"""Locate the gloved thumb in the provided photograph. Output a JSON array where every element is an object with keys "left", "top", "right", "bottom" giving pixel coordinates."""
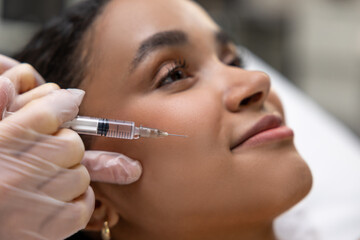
[{"left": 81, "top": 150, "right": 142, "bottom": 185}]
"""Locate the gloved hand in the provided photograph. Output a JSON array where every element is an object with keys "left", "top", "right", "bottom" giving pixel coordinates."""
[
  {"left": 0, "top": 54, "right": 142, "bottom": 186},
  {"left": 0, "top": 56, "right": 142, "bottom": 239},
  {"left": 0, "top": 88, "right": 93, "bottom": 240}
]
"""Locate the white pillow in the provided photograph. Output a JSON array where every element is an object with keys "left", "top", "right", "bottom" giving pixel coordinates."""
[{"left": 241, "top": 48, "right": 360, "bottom": 240}]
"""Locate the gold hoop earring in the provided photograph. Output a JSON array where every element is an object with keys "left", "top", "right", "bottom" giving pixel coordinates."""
[{"left": 101, "top": 221, "right": 111, "bottom": 240}]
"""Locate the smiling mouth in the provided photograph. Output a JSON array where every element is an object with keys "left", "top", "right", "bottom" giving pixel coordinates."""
[{"left": 230, "top": 114, "right": 294, "bottom": 151}]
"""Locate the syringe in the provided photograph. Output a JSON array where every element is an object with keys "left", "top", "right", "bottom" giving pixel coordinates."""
[
  {"left": 61, "top": 116, "right": 187, "bottom": 139},
  {"left": 2, "top": 111, "right": 187, "bottom": 139}
]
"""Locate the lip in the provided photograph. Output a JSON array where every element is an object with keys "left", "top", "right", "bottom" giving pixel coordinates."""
[{"left": 230, "top": 114, "right": 294, "bottom": 151}]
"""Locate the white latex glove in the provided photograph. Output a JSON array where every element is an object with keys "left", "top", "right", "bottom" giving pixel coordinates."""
[
  {"left": 0, "top": 88, "right": 94, "bottom": 240},
  {"left": 82, "top": 151, "right": 142, "bottom": 185},
  {"left": 0, "top": 54, "right": 142, "bottom": 185}
]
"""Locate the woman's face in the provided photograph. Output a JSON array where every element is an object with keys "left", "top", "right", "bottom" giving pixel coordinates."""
[{"left": 80, "top": 0, "right": 312, "bottom": 235}]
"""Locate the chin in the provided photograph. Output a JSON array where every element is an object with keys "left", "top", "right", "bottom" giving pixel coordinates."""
[
  {"left": 274, "top": 148, "right": 313, "bottom": 216},
  {"left": 251, "top": 142, "right": 313, "bottom": 220}
]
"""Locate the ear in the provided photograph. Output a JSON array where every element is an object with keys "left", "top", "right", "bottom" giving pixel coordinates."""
[{"left": 85, "top": 197, "right": 119, "bottom": 231}]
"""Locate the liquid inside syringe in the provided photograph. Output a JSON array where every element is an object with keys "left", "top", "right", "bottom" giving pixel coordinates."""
[{"left": 61, "top": 116, "right": 187, "bottom": 139}]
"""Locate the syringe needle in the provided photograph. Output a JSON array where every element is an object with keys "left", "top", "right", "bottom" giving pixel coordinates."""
[{"left": 164, "top": 133, "right": 188, "bottom": 138}]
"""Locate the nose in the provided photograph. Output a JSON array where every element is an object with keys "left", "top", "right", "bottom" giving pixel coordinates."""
[{"left": 223, "top": 70, "right": 271, "bottom": 112}]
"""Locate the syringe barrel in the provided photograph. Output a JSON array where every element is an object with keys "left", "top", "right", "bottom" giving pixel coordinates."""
[
  {"left": 101, "top": 118, "right": 135, "bottom": 139},
  {"left": 62, "top": 116, "right": 136, "bottom": 139}
]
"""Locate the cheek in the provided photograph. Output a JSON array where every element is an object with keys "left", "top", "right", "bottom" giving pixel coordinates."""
[
  {"left": 88, "top": 90, "right": 233, "bottom": 221},
  {"left": 89, "top": 88, "right": 226, "bottom": 174},
  {"left": 125, "top": 89, "right": 223, "bottom": 150}
]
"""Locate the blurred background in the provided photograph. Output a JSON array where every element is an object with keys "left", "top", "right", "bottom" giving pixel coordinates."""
[{"left": 0, "top": 0, "right": 359, "bottom": 136}]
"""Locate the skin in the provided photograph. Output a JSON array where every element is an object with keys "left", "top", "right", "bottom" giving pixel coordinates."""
[{"left": 77, "top": 0, "right": 312, "bottom": 239}]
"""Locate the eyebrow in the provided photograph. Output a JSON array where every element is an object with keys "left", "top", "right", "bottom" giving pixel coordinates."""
[
  {"left": 129, "top": 30, "right": 236, "bottom": 72},
  {"left": 130, "top": 30, "right": 188, "bottom": 71}
]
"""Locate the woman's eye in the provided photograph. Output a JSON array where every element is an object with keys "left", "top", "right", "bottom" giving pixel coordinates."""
[
  {"left": 157, "top": 60, "right": 190, "bottom": 88},
  {"left": 158, "top": 69, "right": 188, "bottom": 87},
  {"left": 227, "top": 56, "right": 243, "bottom": 68}
]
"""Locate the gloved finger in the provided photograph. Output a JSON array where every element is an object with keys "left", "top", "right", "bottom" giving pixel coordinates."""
[
  {"left": 82, "top": 150, "right": 142, "bottom": 185},
  {"left": 66, "top": 187, "right": 95, "bottom": 230},
  {"left": 0, "top": 128, "right": 85, "bottom": 189},
  {"left": 2, "top": 63, "right": 45, "bottom": 94},
  {"left": 9, "top": 83, "right": 60, "bottom": 111},
  {"left": 40, "top": 187, "right": 95, "bottom": 240},
  {"left": 0, "top": 158, "right": 89, "bottom": 202},
  {"left": 1, "top": 88, "right": 84, "bottom": 135},
  {"left": 0, "top": 54, "right": 19, "bottom": 74},
  {"left": 37, "top": 164, "right": 90, "bottom": 202},
  {"left": 1, "top": 183, "right": 95, "bottom": 240},
  {"left": 16, "top": 128, "right": 85, "bottom": 169},
  {"left": 0, "top": 76, "right": 15, "bottom": 117}
]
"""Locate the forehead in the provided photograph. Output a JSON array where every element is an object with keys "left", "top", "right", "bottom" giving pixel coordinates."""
[
  {"left": 90, "top": 0, "right": 219, "bottom": 67},
  {"left": 101, "top": 0, "right": 217, "bottom": 37}
]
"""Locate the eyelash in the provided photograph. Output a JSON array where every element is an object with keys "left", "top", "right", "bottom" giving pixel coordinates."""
[
  {"left": 228, "top": 56, "right": 243, "bottom": 68},
  {"left": 156, "top": 55, "right": 243, "bottom": 88},
  {"left": 157, "top": 58, "right": 189, "bottom": 88}
]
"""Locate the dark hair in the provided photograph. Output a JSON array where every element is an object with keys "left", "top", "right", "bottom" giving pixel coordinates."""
[{"left": 14, "top": 0, "right": 110, "bottom": 88}]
